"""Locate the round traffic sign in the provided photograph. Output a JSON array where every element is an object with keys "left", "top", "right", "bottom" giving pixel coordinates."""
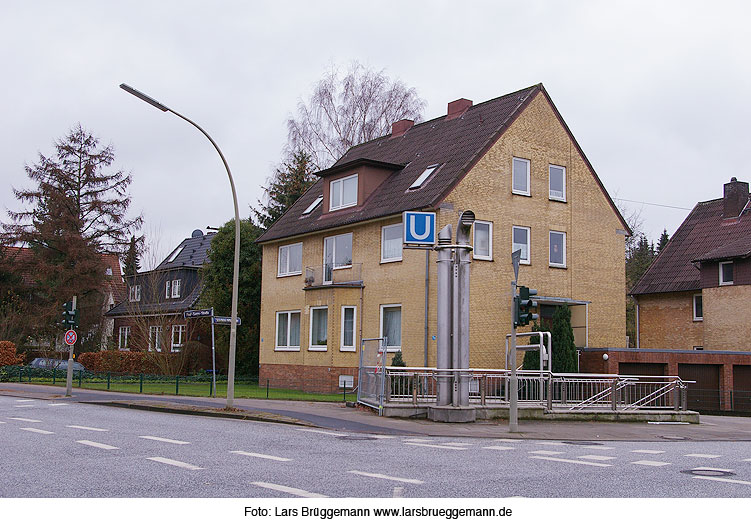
[{"left": 64, "top": 329, "right": 77, "bottom": 346}]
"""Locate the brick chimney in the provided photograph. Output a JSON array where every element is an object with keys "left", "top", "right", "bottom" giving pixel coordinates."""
[
  {"left": 391, "top": 119, "right": 414, "bottom": 138},
  {"left": 446, "top": 98, "right": 472, "bottom": 120},
  {"left": 723, "top": 177, "right": 749, "bottom": 218}
]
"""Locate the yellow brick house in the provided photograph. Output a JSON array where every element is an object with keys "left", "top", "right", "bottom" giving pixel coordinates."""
[{"left": 256, "top": 84, "right": 629, "bottom": 388}]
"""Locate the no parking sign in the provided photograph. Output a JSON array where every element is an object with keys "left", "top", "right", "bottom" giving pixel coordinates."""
[{"left": 64, "top": 329, "right": 77, "bottom": 346}]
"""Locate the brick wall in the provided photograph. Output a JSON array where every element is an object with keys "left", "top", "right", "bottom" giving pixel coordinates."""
[
  {"left": 259, "top": 363, "right": 359, "bottom": 393},
  {"left": 635, "top": 291, "right": 703, "bottom": 350}
]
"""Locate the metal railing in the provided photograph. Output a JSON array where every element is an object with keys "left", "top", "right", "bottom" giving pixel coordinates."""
[
  {"left": 304, "top": 263, "right": 362, "bottom": 288},
  {"left": 362, "top": 367, "right": 691, "bottom": 411}
]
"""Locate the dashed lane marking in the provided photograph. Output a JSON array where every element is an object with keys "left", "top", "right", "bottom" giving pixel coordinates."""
[
  {"left": 139, "top": 436, "right": 190, "bottom": 445},
  {"left": 66, "top": 425, "right": 109, "bottom": 432},
  {"left": 631, "top": 460, "right": 671, "bottom": 467},
  {"left": 693, "top": 476, "right": 751, "bottom": 486},
  {"left": 536, "top": 441, "right": 566, "bottom": 446},
  {"left": 578, "top": 455, "right": 616, "bottom": 461},
  {"left": 251, "top": 481, "right": 328, "bottom": 498},
  {"left": 404, "top": 442, "right": 467, "bottom": 450},
  {"left": 15, "top": 399, "right": 34, "bottom": 402},
  {"left": 692, "top": 467, "right": 735, "bottom": 473},
  {"left": 20, "top": 428, "right": 54, "bottom": 435},
  {"left": 632, "top": 450, "right": 665, "bottom": 454},
  {"left": 48, "top": 403, "right": 69, "bottom": 407},
  {"left": 393, "top": 487, "right": 404, "bottom": 498},
  {"left": 14, "top": 405, "right": 34, "bottom": 408},
  {"left": 8, "top": 417, "right": 41, "bottom": 423},
  {"left": 530, "top": 456, "right": 612, "bottom": 467},
  {"left": 495, "top": 439, "right": 524, "bottom": 443},
  {"left": 76, "top": 440, "right": 119, "bottom": 450},
  {"left": 529, "top": 450, "right": 564, "bottom": 456},
  {"left": 684, "top": 454, "right": 721, "bottom": 459},
  {"left": 147, "top": 457, "right": 202, "bottom": 470},
  {"left": 295, "top": 428, "right": 347, "bottom": 437},
  {"left": 348, "top": 470, "right": 424, "bottom": 484},
  {"left": 230, "top": 451, "right": 292, "bottom": 462},
  {"left": 443, "top": 442, "right": 473, "bottom": 447},
  {"left": 582, "top": 446, "right": 615, "bottom": 451},
  {"left": 483, "top": 446, "right": 515, "bottom": 451}
]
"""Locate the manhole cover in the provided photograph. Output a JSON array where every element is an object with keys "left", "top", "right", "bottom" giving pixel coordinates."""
[
  {"left": 339, "top": 435, "right": 376, "bottom": 441},
  {"left": 562, "top": 441, "right": 603, "bottom": 446},
  {"left": 681, "top": 468, "right": 735, "bottom": 477},
  {"left": 659, "top": 435, "right": 690, "bottom": 440}
]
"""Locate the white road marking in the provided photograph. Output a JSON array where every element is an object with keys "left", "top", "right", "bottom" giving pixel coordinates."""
[
  {"left": 404, "top": 438, "right": 432, "bottom": 443},
  {"left": 251, "top": 481, "right": 328, "bottom": 498},
  {"left": 495, "top": 439, "right": 524, "bottom": 443},
  {"left": 139, "top": 435, "right": 190, "bottom": 445},
  {"left": 14, "top": 405, "right": 34, "bottom": 408},
  {"left": 348, "top": 470, "right": 424, "bottom": 484},
  {"left": 578, "top": 455, "right": 616, "bottom": 461},
  {"left": 529, "top": 450, "right": 564, "bottom": 456},
  {"left": 369, "top": 434, "right": 395, "bottom": 439},
  {"left": 631, "top": 460, "right": 671, "bottom": 467},
  {"left": 632, "top": 449, "right": 665, "bottom": 454},
  {"left": 20, "top": 428, "right": 54, "bottom": 435},
  {"left": 147, "top": 457, "right": 202, "bottom": 470},
  {"left": 693, "top": 476, "right": 751, "bottom": 486},
  {"left": 583, "top": 446, "right": 615, "bottom": 451},
  {"left": 48, "top": 403, "right": 69, "bottom": 407},
  {"left": 0, "top": 421, "right": 5, "bottom": 424},
  {"left": 483, "top": 445, "right": 515, "bottom": 451},
  {"left": 8, "top": 417, "right": 41, "bottom": 423},
  {"left": 443, "top": 442, "right": 473, "bottom": 447},
  {"left": 230, "top": 451, "right": 292, "bottom": 462},
  {"left": 684, "top": 453, "right": 721, "bottom": 459},
  {"left": 536, "top": 441, "right": 566, "bottom": 446},
  {"left": 530, "top": 456, "right": 612, "bottom": 467},
  {"left": 404, "top": 442, "right": 467, "bottom": 450},
  {"left": 743, "top": 458, "right": 751, "bottom": 462},
  {"left": 693, "top": 467, "right": 735, "bottom": 472},
  {"left": 15, "top": 399, "right": 34, "bottom": 402},
  {"left": 66, "top": 425, "right": 109, "bottom": 432},
  {"left": 76, "top": 440, "right": 119, "bottom": 450},
  {"left": 296, "top": 428, "right": 347, "bottom": 437},
  {"left": 393, "top": 486, "right": 404, "bottom": 498},
  {"left": 648, "top": 421, "right": 690, "bottom": 425}
]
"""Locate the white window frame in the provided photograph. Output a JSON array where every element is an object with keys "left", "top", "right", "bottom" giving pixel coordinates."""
[
  {"left": 329, "top": 174, "right": 358, "bottom": 211},
  {"left": 549, "top": 164, "right": 566, "bottom": 202},
  {"left": 118, "top": 326, "right": 130, "bottom": 351},
  {"left": 309, "top": 306, "right": 328, "bottom": 351},
  {"left": 340, "top": 306, "right": 357, "bottom": 352},
  {"left": 512, "top": 226, "right": 531, "bottom": 265},
  {"left": 165, "top": 280, "right": 171, "bottom": 299},
  {"left": 275, "top": 310, "right": 301, "bottom": 351},
  {"left": 323, "top": 233, "right": 353, "bottom": 284},
  {"left": 278, "top": 242, "right": 303, "bottom": 277},
  {"left": 148, "top": 326, "right": 162, "bottom": 352},
  {"left": 381, "top": 223, "right": 403, "bottom": 263},
  {"left": 473, "top": 220, "right": 493, "bottom": 261},
  {"left": 549, "top": 230, "right": 567, "bottom": 268},
  {"left": 380, "top": 304, "right": 402, "bottom": 352},
  {"left": 167, "top": 246, "right": 184, "bottom": 263},
  {"left": 302, "top": 195, "right": 323, "bottom": 215},
  {"left": 409, "top": 164, "right": 439, "bottom": 189},
  {"left": 719, "top": 261, "right": 734, "bottom": 286},
  {"left": 171, "top": 279, "right": 181, "bottom": 298},
  {"left": 129, "top": 284, "right": 141, "bottom": 302},
  {"left": 171, "top": 324, "right": 186, "bottom": 352},
  {"left": 693, "top": 294, "right": 703, "bottom": 321},
  {"left": 512, "top": 157, "right": 531, "bottom": 196}
]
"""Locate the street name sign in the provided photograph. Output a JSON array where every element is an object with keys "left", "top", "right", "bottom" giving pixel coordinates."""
[
  {"left": 403, "top": 211, "right": 436, "bottom": 246},
  {"left": 184, "top": 308, "right": 213, "bottom": 318},
  {"left": 213, "top": 316, "right": 241, "bottom": 326}
]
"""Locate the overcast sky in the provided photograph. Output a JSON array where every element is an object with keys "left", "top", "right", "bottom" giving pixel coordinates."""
[{"left": 2, "top": 0, "right": 750, "bottom": 264}]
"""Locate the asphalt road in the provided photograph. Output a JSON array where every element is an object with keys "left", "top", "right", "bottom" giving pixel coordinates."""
[{"left": 2, "top": 395, "right": 751, "bottom": 498}]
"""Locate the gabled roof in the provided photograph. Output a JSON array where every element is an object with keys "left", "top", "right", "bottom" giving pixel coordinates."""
[
  {"left": 631, "top": 196, "right": 751, "bottom": 296},
  {"left": 104, "top": 280, "right": 203, "bottom": 317},
  {"left": 156, "top": 231, "right": 216, "bottom": 269},
  {"left": 256, "top": 83, "right": 629, "bottom": 244}
]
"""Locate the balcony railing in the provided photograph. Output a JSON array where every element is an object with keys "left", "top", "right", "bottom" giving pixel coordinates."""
[{"left": 304, "top": 263, "right": 363, "bottom": 288}]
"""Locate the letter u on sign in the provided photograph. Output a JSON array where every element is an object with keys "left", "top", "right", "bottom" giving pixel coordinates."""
[{"left": 403, "top": 211, "right": 436, "bottom": 245}]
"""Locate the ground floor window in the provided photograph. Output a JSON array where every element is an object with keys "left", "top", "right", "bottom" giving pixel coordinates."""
[
  {"left": 309, "top": 306, "right": 328, "bottom": 350},
  {"left": 380, "top": 304, "right": 402, "bottom": 351},
  {"left": 341, "top": 306, "right": 356, "bottom": 351},
  {"left": 276, "top": 310, "right": 301, "bottom": 350},
  {"left": 118, "top": 326, "right": 130, "bottom": 350},
  {"left": 171, "top": 324, "right": 186, "bottom": 352},
  {"left": 149, "top": 326, "right": 162, "bottom": 352}
]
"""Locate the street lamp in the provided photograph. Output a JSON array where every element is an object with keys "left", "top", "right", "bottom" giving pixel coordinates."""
[{"left": 119, "top": 83, "right": 240, "bottom": 409}]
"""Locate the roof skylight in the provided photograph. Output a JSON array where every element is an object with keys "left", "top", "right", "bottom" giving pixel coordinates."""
[
  {"left": 167, "top": 246, "right": 185, "bottom": 263},
  {"left": 409, "top": 164, "right": 439, "bottom": 189},
  {"left": 303, "top": 195, "right": 323, "bottom": 215}
]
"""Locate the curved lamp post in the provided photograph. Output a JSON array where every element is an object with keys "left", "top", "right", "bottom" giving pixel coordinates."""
[{"left": 119, "top": 83, "right": 240, "bottom": 409}]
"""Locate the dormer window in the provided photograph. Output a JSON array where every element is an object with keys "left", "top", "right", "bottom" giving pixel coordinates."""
[
  {"left": 410, "top": 164, "right": 439, "bottom": 189},
  {"left": 303, "top": 195, "right": 323, "bottom": 215},
  {"left": 330, "top": 174, "right": 358, "bottom": 211}
]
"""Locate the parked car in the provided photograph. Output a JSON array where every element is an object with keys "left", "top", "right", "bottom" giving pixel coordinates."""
[{"left": 28, "top": 357, "right": 86, "bottom": 372}]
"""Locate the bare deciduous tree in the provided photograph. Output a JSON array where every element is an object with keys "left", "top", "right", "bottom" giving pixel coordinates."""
[{"left": 287, "top": 62, "right": 426, "bottom": 169}]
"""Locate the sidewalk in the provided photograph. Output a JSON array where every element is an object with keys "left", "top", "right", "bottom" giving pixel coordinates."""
[{"left": 3, "top": 382, "right": 751, "bottom": 441}]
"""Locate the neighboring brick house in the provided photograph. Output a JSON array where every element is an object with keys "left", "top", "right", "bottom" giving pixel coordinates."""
[
  {"left": 631, "top": 177, "right": 751, "bottom": 351},
  {"left": 256, "top": 83, "right": 630, "bottom": 388},
  {"left": 106, "top": 229, "right": 215, "bottom": 355}
]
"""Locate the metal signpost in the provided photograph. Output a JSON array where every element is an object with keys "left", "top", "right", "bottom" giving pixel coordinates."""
[
  {"left": 184, "top": 308, "right": 219, "bottom": 397},
  {"left": 509, "top": 252, "right": 521, "bottom": 432},
  {"left": 64, "top": 296, "right": 78, "bottom": 397}
]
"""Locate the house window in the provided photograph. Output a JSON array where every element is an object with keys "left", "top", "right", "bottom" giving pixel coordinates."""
[
  {"left": 549, "top": 164, "right": 566, "bottom": 201},
  {"left": 330, "top": 174, "right": 358, "bottom": 211},
  {"left": 323, "top": 233, "right": 352, "bottom": 283},
  {"left": 512, "top": 226, "right": 530, "bottom": 264},
  {"left": 549, "top": 231, "right": 566, "bottom": 267},
  {"left": 309, "top": 307, "right": 328, "bottom": 350},
  {"left": 693, "top": 346, "right": 704, "bottom": 351},
  {"left": 276, "top": 311, "right": 301, "bottom": 351},
  {"left": 278, "top": 243, "right": 303, "bottom": 276},
  {"left": 171, "top": 279, "right": 181, "bottom": 298},
  {"left": 341, "top": 306, "right": 357, "bottom": 351},
  {"left": 381, "top": 224, "right": 403, "bottom": 263},
  {"left": 129, "top": 285, "right": 141, "bottom": 302},
  {"left": 171, "top": 324, "right": 186, "bottom": 352},
  {"left": 693, "top": 294, "right": 703, "bottom": 321},
  {"left": 118, "top": 326, "right": 130, "bottom": 351},
  {"left": 512, "top": 157, "right": 530, "bottom": 195},
  {"left": 719, "top": 261, "right": 734, "bottom": 285},
  {"left": 409, "top": 164, "right": 439, "bottom": 189},
  {"left": 473, "top": 221, "right": 493, "bottom": 260},
  {"left": 380, "top": 304, "right": 402, "bottom": 351},
  {"left": 148, "top": 326, "right": 162, "bottom": 352},
  {"left": 303, "top": 195, "right": 323, "bottom": 215},
  {"left": 165, "top": 280, "right": 171, "bottom": 298}
]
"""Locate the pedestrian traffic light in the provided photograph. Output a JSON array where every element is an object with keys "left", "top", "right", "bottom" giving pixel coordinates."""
[
  {"left": 61, "top": 302, "right": 79, "bottom": 328},
  {"left": 515, "top": 285, "right": 538, "bottom": 328}
]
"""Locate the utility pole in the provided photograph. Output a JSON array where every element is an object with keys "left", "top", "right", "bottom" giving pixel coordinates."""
[{"left": 65, "top": 296, "right": 77, "bottom": 397}]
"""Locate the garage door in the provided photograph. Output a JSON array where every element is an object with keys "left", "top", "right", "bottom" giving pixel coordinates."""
[
  {"left": 733, "top": 365, "right": 751, "bottom": 412},
  {"left": 678, "top": 364, "right": 721, "bottom": 411}
]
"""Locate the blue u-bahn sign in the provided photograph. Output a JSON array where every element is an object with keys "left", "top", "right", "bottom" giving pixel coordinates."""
[{"left": 402, "top": 211, "right": 436, "bottom": 246}]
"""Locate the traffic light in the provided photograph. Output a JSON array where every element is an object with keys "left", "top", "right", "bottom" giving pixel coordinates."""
[
  {"left": 514, "top": 285, "right": 538, "bottom": 328},
  {"left": 61, "top": 302, "right": 79, "bottom": 328}
]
